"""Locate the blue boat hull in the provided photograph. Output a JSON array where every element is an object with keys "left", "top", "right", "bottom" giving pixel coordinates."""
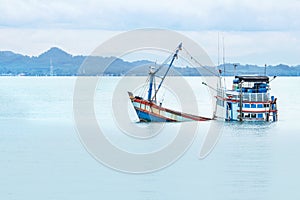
[{"left": 135, "top": 108, "right": 176, "bottom": 122}]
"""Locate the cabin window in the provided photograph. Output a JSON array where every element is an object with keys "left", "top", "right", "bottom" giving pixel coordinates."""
[
  {"left": 258, "top": 104, "right": 263, "bottom": 108},
  {"left": 264, "top": 104, "right": 270, "bottom": 108},
  {"left": 133, "top": 102, "right": 139, "bottom": 108},
  {"left": 258, "top": 114, "right": 263, "bottom": 118},
  {"left": 245, "top": 104, "right": 250, "bottom": 108},
  {"left": 251, "top": 114, "right": 256, "bottom": 118},
  {"left": 251, "top": 104, "right": 256, "bottom": 108}
]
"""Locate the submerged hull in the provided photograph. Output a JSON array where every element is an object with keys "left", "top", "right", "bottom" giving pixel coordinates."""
[{"left": 129, "top": 93, "right": 211, "bottom": 122}]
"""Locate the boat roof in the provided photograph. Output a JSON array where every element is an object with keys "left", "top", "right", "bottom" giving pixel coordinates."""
[{"left": 235, "top": 76, "right": 269, "bottom": 83}]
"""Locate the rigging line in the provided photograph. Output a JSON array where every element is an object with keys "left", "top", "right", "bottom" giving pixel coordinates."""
[
  {"left": 182, "top": 47, "right": 220, "bottom": 77},
  {"left": 153, "top": 58, "right": 171, "bottom": 74},
  {"left": 140, "top": 51, "right": 172, "bottom": 99},
  {"left": 151, "top": 43, "right": 182, "bottom": 101},
  {"left": 153, "top": 79, "right": 157, "bottom": 102},
  {"left": 139, "top": 76, "right": 150, "bottom": 97},
  {"left": 159, "top": 87, "right": 166, "bottom": 105},
  {"left": 155, "top": 75, "right": 163, "bottom": 79},
  {"left": 154, "top": 46, "right": 178, "bottom": 74},
  {"left": 183, "top": 48, "right": 219, "bottom": 77},
  {"left": 143, "top": 76, "right": 150, "bottom": 97}
]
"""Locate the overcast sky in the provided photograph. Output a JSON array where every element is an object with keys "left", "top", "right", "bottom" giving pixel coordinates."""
[{"left": 1, "top": 0, "right": 300, "bottom": 65}]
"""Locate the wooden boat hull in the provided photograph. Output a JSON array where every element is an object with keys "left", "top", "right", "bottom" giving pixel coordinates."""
[{"left": 129, "top": 93, "right": 211, "bottom": 122}]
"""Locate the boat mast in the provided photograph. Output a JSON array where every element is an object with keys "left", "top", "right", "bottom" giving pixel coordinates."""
[
  {"left": 149, "top": 43, "right": 182, "bottom": 102},
  {"left": 147, "top": 67, "right": 155, "bottom": 101}
]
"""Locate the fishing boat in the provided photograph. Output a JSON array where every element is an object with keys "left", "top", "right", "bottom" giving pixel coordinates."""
[
  {"left": 128, "top": 43, "right": 212, "bottom": 122},
  {"left": 216, "top": 75, "right": 278, "bottom": 122},
  {"left": 128, "top": 42, "right": 278, "bottom": 123}
]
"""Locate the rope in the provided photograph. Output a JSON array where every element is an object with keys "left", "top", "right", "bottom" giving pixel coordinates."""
[
  {"left": 139, "top": 76, "right": 150, "bottom": 98},
  {"left": 182, "top": 47, "right": 220, "bottom": 77}
]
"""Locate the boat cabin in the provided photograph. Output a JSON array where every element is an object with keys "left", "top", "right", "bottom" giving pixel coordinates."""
[{"left": 223, "top": 76, "right": 278, "bottom": 122}]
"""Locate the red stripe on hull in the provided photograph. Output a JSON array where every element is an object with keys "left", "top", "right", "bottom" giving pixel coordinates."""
[
  {"left": 132, "top": 98, "right": 211, "bottom": 122},
  {"left": 134, "top": 107, "right": 178, "bottom": 122}
]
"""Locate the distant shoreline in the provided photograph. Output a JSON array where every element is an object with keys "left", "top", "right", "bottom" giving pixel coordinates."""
[{"left": 1, "top": 47, "right": 300, "bottom": 76}]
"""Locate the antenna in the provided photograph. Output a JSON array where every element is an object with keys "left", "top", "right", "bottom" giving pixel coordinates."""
[
  {"left": 234, "top": 63, "right": 238, "bottom": 77},
  {"left": 264, "top": 64, "right": 267, "bottom": 76},
  {"left": 222, "top": 35, "right": 227, "bottom": 90},
  {"left": 218, "top": 32, "right": 220, "bottom": 67},
  {"left": 222, "top": 35, "right": 225, "bottom": 76}
]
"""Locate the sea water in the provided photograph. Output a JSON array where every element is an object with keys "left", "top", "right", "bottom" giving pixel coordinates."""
[{"left": 0, "top": 76, "right": 300, "bottom": 200}]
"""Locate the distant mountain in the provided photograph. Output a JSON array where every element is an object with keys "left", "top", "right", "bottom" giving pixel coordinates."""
[
  {"left": 0, "top": 47, "right": 300, "bottom": 76},
  {"left": 0, "top": 47, "right": 82, "bottom": 76}
]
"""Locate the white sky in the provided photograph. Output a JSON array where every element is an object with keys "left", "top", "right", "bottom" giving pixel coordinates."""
[{"left": 1, "top": 0, "right": 300, "bottom": 65}]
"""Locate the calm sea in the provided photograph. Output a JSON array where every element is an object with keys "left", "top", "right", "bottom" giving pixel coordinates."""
[{"left": 0, "top": 76, "right": 299, "bottom": 200}]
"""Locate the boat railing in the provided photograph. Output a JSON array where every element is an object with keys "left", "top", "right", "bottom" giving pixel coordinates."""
[
  {"left": 243, "top": 93, "right": 269, "bottom": 102},
  {"left": 226, "top": 92, "right": 269, "bottom": 102}
]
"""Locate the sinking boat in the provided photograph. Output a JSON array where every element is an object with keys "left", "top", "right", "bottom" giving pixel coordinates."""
[
  {"left": 128, "top": 43, "right": 212, "bottom": 122},
  {"left": 128, "top": 92, "right": 211, "bottom": 122}
]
